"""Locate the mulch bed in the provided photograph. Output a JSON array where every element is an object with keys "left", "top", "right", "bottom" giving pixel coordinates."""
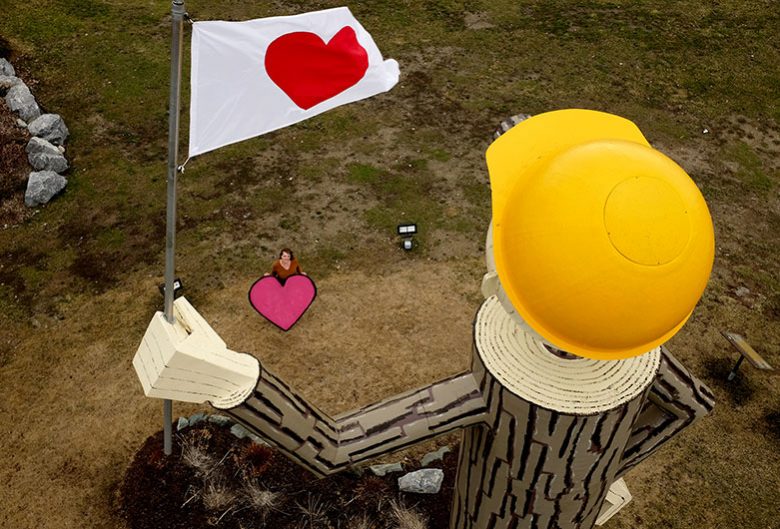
[
  {"left": 120, "top": 421, "right": 460, "bottom": 529},
  {"left": 0, "top": 100, "right": 34, "bottom": 225}
]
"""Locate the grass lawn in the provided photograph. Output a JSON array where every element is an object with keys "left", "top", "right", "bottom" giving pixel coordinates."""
[{"left": 1, "top": 1, "right": 778, "bottom": 528}]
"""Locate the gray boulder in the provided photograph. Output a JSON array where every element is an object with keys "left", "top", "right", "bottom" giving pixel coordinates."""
[
  {"left": 26, "top": 137, "right": 59, "bottom": 156},
  {"left": 420, "top": 445, "right": 451, "bottom": 467},
  {"left": 25, "top": 170, "right": 67, "bottom": 207},
  {"left": 398, "top": 468, "right": 444, "bottom": 494},
  {"left": 207, "top": 414, "right": 231, "bottom": 426},
  {"left": 0, "top": 75, "right": 22, "bottom": 95},
  {"left": 230, "top": 423, "right": 251, "bottom": 439},
  {"left": 188, "top": 412, "right": 206, "bottom": 426},
  {"left": 0, "top": 58, "right": 14, "bottom": 76},
  {"left": 229, "top": 423, "right": 268, "bottom": 445},
  {"left": 247, "top": 432, "right": 268, "bottom": 445},
  {"left": 370, "top": 462, "right": 404, "bottom": 477},
  {"left": 27, "top": 137, "right": 68, "bottom": 172},
  {"left": 176, "top": 416, "right": 189, "bottom": 431},
  {"left": 5, "top": 83, "right": 40, "bottom": 123},
  {"left": 28, "top": 113, "right": 69, "bottom": 145},
  {"left": 28, "top": 151, "right": 68, "bottom": 172}
]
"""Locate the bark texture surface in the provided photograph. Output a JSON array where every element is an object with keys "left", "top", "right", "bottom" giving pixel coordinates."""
[
  {"left": 221, "top": 298, "right": 714, "bottom": 529},
  {"left": 225, "top": 368, "right": 488, "bottom": 477}
]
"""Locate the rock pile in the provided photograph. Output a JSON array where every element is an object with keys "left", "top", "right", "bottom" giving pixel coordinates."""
[{"left": 0, "top": 58, "right": 69, "bottom": 207}]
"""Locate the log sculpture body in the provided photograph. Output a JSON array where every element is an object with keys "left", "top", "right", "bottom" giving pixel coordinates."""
[
  {"left": 448, "top": 298, "right": 714, "bottom": 529},
  {"left": 133, "top": 295, "right": 714, "bottom": 529}
]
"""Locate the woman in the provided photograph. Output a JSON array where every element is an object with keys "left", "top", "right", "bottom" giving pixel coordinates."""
[{"left": 265, "top": 248, "right": 305, "bottom": 284}]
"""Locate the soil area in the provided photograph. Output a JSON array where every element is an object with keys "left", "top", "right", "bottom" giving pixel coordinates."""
[{"left": 121, "top": 421, "right": 458, "bottom": 529}]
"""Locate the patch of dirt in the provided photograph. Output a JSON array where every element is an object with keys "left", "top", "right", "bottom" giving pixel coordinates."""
[
  {"left": 120, "top": 421, "right": 459, "bottom": 529},
  {"left": 719, "top": 115, "right": 780, "bottom": 161},
  {"left": 464, "top": 12, "right": 495, "bottom": 30},
  {"left": 65, "top": 223, "right": 165, "bottom": 291}
]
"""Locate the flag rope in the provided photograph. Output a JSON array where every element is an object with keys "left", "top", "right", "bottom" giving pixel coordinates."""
[{"left": 177, "top": 156, "right": 191, "bottom": 173}]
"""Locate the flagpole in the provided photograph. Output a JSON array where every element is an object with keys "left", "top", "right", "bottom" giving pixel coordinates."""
[{"left": 163, "top": 0, "right": 186, "bottom": 456}]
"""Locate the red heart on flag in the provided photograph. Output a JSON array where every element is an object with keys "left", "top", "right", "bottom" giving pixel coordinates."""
[
  {"left": 265, "top": 26, "right": 369, "bottom": 110},
  {"left": 248, "top": 275, "right": 317, "bottom": 331}
]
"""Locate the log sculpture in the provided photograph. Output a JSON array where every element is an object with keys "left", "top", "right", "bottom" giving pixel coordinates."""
[
  {"left": 133, "top": 109, "right": 716, "bottom": 529},
  {"left": 134, "top": 295, "right": 713, "bottom": 528}
]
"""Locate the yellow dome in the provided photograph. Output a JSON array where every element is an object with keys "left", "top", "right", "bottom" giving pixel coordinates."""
[{"left": 487, "top": 109, "right": 714, "bottom": 360}]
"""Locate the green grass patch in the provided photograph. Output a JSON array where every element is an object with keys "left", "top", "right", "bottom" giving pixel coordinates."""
[
  {"left": 733, "top": 264, "right": 780, "bottom": 294},
  {"left": 347, "top": 163, "right": 384, "bottom": 185},
  {"left": 96, "top": 227, "right": 127, "bottom": 249},
  {"left": 726, "top": 142, "right": 774, "bottom": 192},
  {"left": 426, "top": 147, "right": 451, "bottom": 162},
  {"left": 307, "top": 243, "right": 348, "bottom": 275},
  {"left": 299, "top": 158, "right": 341, "bottom": 183},
  {"left": 18, "top": 265, "right": 50, "bottom": 292}
]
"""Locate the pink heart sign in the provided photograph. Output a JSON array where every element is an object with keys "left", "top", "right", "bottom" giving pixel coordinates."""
[{"left": 248, "top": 275, "right": 317, "bottom": 331}]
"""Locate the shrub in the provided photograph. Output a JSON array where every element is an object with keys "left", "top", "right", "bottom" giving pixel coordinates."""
[
  {"left": 180, "top": 435, "right": 216, "bottom": 478},
  {"left": 242, "top": 480, "right": 280, "bottom": 518},
  {"left": 235, "top": 442, "right": 274, "bottom": 478},
  {"left": 201, "top": 477, "right": 237, "bottom": 511}
]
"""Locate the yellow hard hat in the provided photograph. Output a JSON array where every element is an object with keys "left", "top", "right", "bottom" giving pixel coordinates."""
[{"left": 487, "top": 109, "right": 714, "bottom": 360}]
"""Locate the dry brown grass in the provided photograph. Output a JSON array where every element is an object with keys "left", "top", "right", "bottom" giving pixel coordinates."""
[
  {"left": 296, "top": 494, "right": 332, "bottom": 529},
  {"left": 345, "top": 514, "right": 375, "bottom": 529},
  {"left": 235, "top": 441, "right": 274, "bottom": 478},
  {"left": 389, "top": 500, "right": 428, "bottom": 529},
  {"left": 180, "top": 436, "right": 217, "bottom": 478},
  {"left": 201, "top": 478, "right": 237, "bottom": 512},
  {"left": 242, "top": 480, "right": 281, "bottom": 517}
]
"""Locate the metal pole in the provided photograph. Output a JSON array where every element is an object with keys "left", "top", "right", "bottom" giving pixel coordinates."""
[
  {"left": 163, "top": 0, "right": 186, "bottom": 456},
  {"left": 727, "top": 355, "right": 745, "bottom": 382}
]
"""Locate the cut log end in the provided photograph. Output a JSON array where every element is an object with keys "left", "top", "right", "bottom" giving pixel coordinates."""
[{"left": 475, "top": 297, "right": 661, "bottom": 414}]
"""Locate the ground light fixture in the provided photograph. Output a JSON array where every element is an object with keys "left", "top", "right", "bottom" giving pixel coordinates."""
[
  {"left": 158, "top": 277, "right": 184, "bottom": 298},
  {"left": 397, "top": 223, "right": 417, "bottom": 251}
]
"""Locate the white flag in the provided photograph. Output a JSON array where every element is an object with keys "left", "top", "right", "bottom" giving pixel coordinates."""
[{"left": 189, "top": 7, "right": 400, "bottom": 158}]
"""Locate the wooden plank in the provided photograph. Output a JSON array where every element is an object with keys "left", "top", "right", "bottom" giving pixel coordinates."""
[{"left": 722, "top": 332, "right": 773, "bottom": 370}]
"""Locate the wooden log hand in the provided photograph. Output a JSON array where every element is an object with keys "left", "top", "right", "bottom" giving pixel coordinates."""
[{"left": 132, "top": 297, "right": 260, "bottom": 409}]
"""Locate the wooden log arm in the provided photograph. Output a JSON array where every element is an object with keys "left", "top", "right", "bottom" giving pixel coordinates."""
[
  {"left": 132, "top": 297, "right": 488, "bottom": 477},
  {"left": 616, "top": 346, "right": 715, "bottom": 477},
  {"left": 224, "top": 366, "right": 489, "bottom": 477},
  {"left": 133, "top": 297, "right": 713, "bottom": 489}
]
